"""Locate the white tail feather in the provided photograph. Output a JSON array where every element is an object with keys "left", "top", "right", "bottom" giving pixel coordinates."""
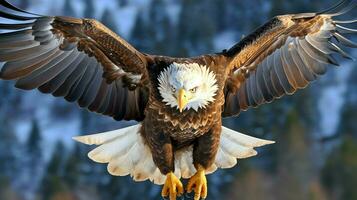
[{"left": 73, "top": 124, "right": 274, "bottom": 185}]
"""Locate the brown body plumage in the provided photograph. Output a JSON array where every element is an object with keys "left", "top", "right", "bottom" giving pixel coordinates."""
[
  {"left": 143, "top": 55, "right": 228, "bottom": 173},
  {"left": 0, "top": 0, "right": 356, "bottom": 199}
]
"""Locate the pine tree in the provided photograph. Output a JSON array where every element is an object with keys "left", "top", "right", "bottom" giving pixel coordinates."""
[
  {"left": 17, "top": 120, "right": 43, "bottom": 199},
  {"left": 153, "top": 15, "right": 174, "bottom": 55},
  {"left": 269, "top": 0, "right": 287, "bottom": 17},
  {"left": 63, "top": 0, "right": 76, "bottom": 17},
  {"left": 146, "top": 0, "right": 178, "bottom": 55},
  {"left": 148, "top": 0, "right": 166, "bottom": 41},
  {"left": 322, "top": 136, "right": 357, "bottom": 200},
  {"left": 209, "top": 0, "right": 228, "bottom": 31},
  {"left": 40, "top": 141, "right": 70, "bottom": 200},
  {"left": 61, "top": 110, "right": 109, "bottom": 199},
  {"left": 0, "top": 81, "right": 22, "bottom": 117},
  {"left": 0, "top": 118, "right": 20, "bottom": 186},
  {"left": 83, "top": 0, "right": 96, "bottom": 18},
  {"left": 338, "top": 104, "right": 357, "bottom": 139},
  {"left": 272, "top": 110, "right": 312, "bottom": 200},
  {"left": 27, "top": 120, "right": 42, "bottom": 158},
  {"left": 101, "top": 9, "right": 118, "bottom": 34},
  {"left": 118, "top": 0, "right": 129, "bottom": 7},
  {"left": 177, "top": 0, "right": 215, "bottom": 56},
  {"left": 270, "top": 0, "right": 321, "bottom": 17},
  {"left": 63, "top": 143, "right": 82, "bottom": 188},
  {"left": 131, "top": 14, "right": 150, "bottom": 51},
  {"left": 339, "top": 65, "right": 357, "bottom": 138}
]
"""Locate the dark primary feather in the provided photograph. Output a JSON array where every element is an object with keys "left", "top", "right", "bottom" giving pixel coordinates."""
[
  {"left": 0, "top": 0, "right": 150, "bottom": 121},
  {"left": 223, "top": 0, "right": 357, "bottom": 117},
  {"left": 0, "top": 0, "right": 42, "bottom": 16},
  {"left": 316, "top": 0, "right": 353, "bottom": 15}
]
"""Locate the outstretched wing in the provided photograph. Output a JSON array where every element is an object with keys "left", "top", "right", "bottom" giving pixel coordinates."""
[
  {"left": 0, "top": 0, "right": 150, "bottom": 121},
  {"left": 222, "top": 0, "right": 356, "bottom": 117}
]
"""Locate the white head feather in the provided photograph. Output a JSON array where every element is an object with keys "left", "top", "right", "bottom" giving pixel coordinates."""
[{"left": 158, "top": 62, "right": 218, "bottom": 112}]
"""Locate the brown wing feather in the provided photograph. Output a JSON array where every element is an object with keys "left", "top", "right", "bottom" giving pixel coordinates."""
[
  {"left": 222, "top": 0, "right": 357, "bottom": 117},
  {"left": 0, "top": 1, "right": 149, "bottom": 121}
]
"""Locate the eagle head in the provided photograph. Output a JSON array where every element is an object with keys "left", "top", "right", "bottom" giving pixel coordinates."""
[{"left": 158, "top": 62, "right": 218, "bottom": 112}]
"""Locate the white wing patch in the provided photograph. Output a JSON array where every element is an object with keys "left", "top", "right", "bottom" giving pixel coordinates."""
[{"left": 74, "top": 124, "right": 274, "bottom": 185}]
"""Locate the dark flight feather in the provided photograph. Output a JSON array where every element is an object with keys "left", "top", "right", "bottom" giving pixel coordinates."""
[
  {"left": 0, "top": 0, "right": 149, "bottom": 121},
  {"left": 223, "top": 0, "right": 356, "bottom": 117}
]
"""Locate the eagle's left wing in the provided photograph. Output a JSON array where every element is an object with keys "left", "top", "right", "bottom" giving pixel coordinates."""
[{"left": 222, "top": 0, "right": 356, "bottom": 117}]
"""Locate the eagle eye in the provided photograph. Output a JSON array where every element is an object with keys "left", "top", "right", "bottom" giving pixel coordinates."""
[{"left": 189, "top": 87, "right": 198, "bottom": 93}]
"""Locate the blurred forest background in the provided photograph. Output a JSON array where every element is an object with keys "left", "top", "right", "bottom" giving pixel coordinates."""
[{"left": 0, "top": 0, "right": 356, "bottom": 200}]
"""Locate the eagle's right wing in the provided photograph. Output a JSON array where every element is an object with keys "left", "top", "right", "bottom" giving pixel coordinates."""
[{"left": 0, "top": 0, "right": 150, "bottom": 121}]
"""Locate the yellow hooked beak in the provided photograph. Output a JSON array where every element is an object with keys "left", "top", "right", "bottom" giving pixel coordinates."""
[{"left": 178, "top": 88, "right": 188, "bottom": 113}]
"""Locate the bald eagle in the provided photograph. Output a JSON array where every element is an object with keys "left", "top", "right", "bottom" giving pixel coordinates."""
[{"left": 0, "top": 0, "right": 356, "bottom": 199}]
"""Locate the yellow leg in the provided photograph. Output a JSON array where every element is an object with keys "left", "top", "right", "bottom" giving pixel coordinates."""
[
  {"left": 187, "top": 165, "right": 207, "bottom": 200},
  {"left": 161, "top": 172, "right": 184, "bottom": 200}
]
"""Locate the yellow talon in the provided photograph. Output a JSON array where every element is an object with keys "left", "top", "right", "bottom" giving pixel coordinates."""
[
  {"left": 187, "top": 165, "right": 207, "bottom": 200},
  {"left": 161, "top": 172, "right": 184, "bottom": 200}
]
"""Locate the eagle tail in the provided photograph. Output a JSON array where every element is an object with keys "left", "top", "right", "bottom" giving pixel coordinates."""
[
  {"left": 210, "top": 126, "right": 275, "bottom": 171},
  {"left": 73, "top": 124, "right": 166, "bottom": 184},
  {"left": 73, "top": 124, "right": 274, "bottom": 185}
]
